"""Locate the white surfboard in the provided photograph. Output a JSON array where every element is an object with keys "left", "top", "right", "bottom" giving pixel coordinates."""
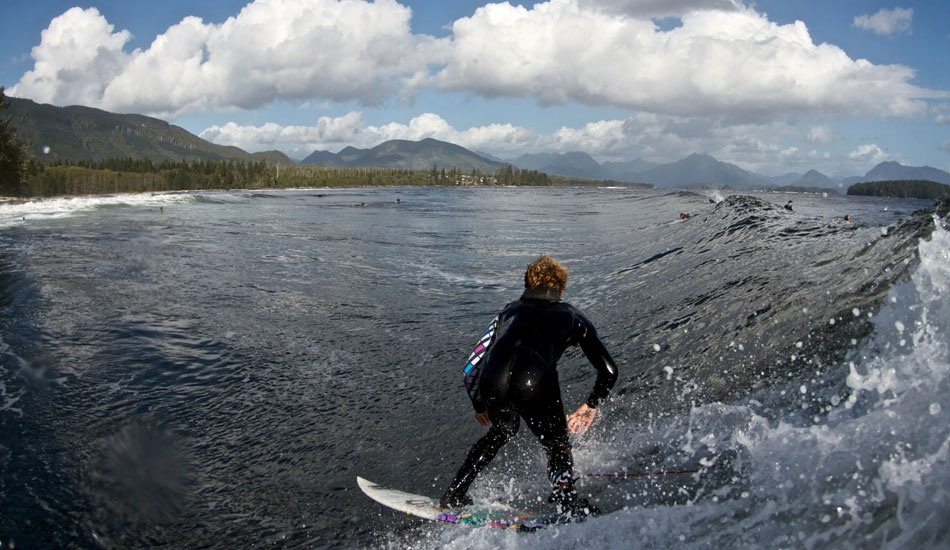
[
  {"left": 356, "top": 476, "right": 445, "bottom": 521},
  {"left": 356, "top": 476, "right": 559, "bottom": 529}
]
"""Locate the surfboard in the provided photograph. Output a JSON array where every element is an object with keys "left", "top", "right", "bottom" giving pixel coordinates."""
[{"left": 356, "top": 476, "right": 561, "bottom": 530}]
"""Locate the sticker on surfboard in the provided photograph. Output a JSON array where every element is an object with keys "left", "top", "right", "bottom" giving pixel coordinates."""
[{"left": 356, "top": 476, "right": 562, "bottom": 530}]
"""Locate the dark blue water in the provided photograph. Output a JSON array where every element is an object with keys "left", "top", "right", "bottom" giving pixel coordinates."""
[{"left": 1, "top": 187, "right": 947, "bottom": 549}]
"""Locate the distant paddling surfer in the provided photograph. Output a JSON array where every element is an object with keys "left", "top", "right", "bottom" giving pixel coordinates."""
[{"left": 440, "top": 255, "right": 619, "bottom": 516}]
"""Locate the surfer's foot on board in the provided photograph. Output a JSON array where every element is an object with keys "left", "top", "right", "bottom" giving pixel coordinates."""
[
  {"left": 549, "top": 487, "right": 600, "bottom": 518},
  {"left": 560, "top": 497, "right": 600, "bottom": 518},
  {"left": 439, "top": 491, "right": 474, "bottom": 509}
]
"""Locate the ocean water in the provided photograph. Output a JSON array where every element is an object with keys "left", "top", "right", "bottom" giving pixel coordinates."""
[{"left": 0, "top": 187, "right": 946, "bottom": 549}]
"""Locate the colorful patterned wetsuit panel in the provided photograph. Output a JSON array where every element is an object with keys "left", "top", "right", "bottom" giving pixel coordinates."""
[{"left": 463, "top": 316, "right": 498, "bottom": 407}]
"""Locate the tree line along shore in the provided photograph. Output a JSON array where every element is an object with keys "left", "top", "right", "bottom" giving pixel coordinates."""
[
  {"left": 846, "top": 179, "right": 950, "bottom": 200},
  {"left": 4, "top": 156, "right": 947, "bottom": 203},
  {"left": 1, "top": 157, "right": 555, "bottom": 199}
]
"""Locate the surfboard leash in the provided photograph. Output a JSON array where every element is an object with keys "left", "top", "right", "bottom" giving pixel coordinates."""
[{"left": 584, "top": 461, "right": 730, "bottom": 479}]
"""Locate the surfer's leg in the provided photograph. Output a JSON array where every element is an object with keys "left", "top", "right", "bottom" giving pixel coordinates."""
[
  {"left": 517, "top": 373, "right": 597, "bottom": 515},
  {"left": 509, "top": 366, "right": 572, "bottom": 482},
  {"left": 440, "top": 407, "right": 518, "bottom": 508},
  {"left": 519, "top": 378, "right": 574, "bottom": 495}
]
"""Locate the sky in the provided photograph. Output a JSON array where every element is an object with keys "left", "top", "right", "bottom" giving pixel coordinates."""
[{"left": 2, "top": 0, "right": 949, "bottom": 177}]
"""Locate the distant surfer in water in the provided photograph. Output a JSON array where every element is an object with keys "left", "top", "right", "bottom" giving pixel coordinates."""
[
  {"left": 785, "top": 200, "right": 794, "bottom": 211},
  {"left": 440, "top": 255, "right": 619, "bottom": 516}
]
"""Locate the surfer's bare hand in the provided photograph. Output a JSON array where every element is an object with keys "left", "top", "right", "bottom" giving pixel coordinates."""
[
  {"left": 568, "top": 404, "right": 597, "bottom": 433},
  {"left": 475, "top": 411, "right": 491, "bottom": 426}
]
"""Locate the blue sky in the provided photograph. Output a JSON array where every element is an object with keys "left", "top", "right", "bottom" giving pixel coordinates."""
[{"left": 3, "top": 0, "right": 948, "bottom": 177}]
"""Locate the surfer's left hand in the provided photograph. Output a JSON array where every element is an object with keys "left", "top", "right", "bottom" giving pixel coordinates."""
[
  {"left": 474, "top": 411, "right": 491, "bottom": 426},
  {"left": 568, "top": 404, "right": 597, "bottom": 433}
]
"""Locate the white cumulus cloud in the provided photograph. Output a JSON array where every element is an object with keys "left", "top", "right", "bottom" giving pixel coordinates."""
[
  {"left": 848, "top": 144, "right": 889, "bottom": 163},
  {"left": 11, "top": 0, "right": 443, "bottom": 118},
  {"left": 11, "top": 7, "right": 133, "bottom": 108},
  {"left": 853, "top": 7, "right": 913, "bottom": 36},
  {"left": 200, "top": 111, "right": 367, "bottom": 157},
  {"left": 424, "top": 0, "right": 934, "bottom": 121},
  {"left": 201, "top": 112, "right": 547, "bottom": 159}
]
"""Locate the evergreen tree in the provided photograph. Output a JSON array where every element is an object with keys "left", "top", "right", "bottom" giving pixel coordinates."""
[{"left": 0, "top": 87, "right": 26, "bottom": 196}]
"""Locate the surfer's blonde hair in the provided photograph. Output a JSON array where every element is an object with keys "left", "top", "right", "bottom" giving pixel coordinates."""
[{"left": 524, "top": 255, "right": 569, "bottom": 294}]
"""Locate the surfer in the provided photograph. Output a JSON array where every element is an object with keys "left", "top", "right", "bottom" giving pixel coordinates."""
[
  {"left": 785, "top": 200, "right": 794, "bottom": 211},
  {"left": 441, "top": 255, "right": 619, "bottom": 516}
]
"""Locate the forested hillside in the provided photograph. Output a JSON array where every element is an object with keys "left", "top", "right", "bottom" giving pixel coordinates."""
[{"left": 847, "top": 180, "right": 950, "bottom": 200}]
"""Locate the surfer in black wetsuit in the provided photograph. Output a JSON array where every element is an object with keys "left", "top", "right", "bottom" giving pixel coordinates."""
[{"left": 440, "top": 255, "right": 619, "bottom": 516}]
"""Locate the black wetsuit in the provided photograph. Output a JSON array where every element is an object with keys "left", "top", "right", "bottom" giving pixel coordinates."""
[{"left": 442, "top": 286, "right": 618, "bottom": 507}]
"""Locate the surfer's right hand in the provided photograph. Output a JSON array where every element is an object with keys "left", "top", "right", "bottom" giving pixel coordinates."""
[
  {"left": 475, "top": 411, "right": 491, "bottom": 426},
  {"left": 568, "top": 404, "right": 597, "bottom": 433}
]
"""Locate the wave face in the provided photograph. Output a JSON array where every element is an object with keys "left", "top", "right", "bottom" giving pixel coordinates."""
[{"left": 0, "top": 188, "right": 947, "bottom": 549}]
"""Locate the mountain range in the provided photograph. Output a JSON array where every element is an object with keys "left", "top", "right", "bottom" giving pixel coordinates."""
[
  {"left": 301, "top": 138, "right": 503, "bottom": 172},
  {"left": 6, "top": 97, "right": 950, "bottom": 189},
  {"left": 508, "top": 150, "right": 950, "bottom": 189},
  {"left": 6, "top": 97, "right": 293, "bottom": 165}
]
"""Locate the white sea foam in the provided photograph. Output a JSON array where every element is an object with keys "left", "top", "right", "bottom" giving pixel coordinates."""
[
  {"left": 0, "top": 192, "right": 196, "bottom": 228},
  {"left": 411, "top": 218, "right": 950, "bottom": 549}
]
